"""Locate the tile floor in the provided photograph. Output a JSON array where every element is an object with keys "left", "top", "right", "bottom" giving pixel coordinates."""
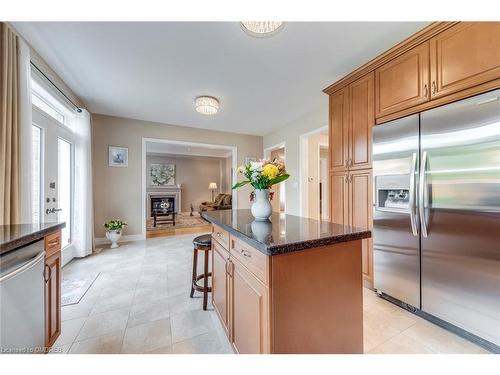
[{"left": 52, "top": 234, "right": 489, "bottom": 354}]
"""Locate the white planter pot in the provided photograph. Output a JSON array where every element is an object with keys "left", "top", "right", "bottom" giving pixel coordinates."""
[
  {"left": 105, "top": 230, "right": 122, "bottom": 249},
  {"left": 251, "top": 189, "right": 272, "bottom": 221}
]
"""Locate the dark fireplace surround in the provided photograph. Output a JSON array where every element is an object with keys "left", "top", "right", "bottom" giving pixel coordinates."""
[{"left": 150, "top": 196, "right": 175, "bottom": 216}]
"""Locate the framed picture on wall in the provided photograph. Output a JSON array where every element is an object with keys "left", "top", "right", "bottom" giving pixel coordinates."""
[
  {"left": 108, "top": 146, "right": 128, "bottom": 167},
  {"left": 150, "top": 163, "right": 176, "bottom": 186}
]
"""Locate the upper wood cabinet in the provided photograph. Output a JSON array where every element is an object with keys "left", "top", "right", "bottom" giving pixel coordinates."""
[
  {"left": 329, "top": 87, "right": 350, "bottom": 171},
  {"left": 330, "top": 73, "right": 374, "bottom": 172},
  {"left": 350, "top": 72, "right": 374, "bottom": 170},
  {"left": 430, "top": 22, "right": 500, "bottom": 99},
  {"left": 375, "top": 42, "right": 430, "bottom": 118}
]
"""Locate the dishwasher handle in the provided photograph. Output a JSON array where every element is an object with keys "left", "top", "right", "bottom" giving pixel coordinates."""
[{"left": 0, "top": 251, "right": 45, "bottom": 283}]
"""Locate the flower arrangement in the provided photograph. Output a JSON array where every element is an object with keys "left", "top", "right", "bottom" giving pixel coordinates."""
[
  {"left": 103, "top": 219, "right": 128, "bottom": 232},
  {"left": 232, "top": 159, "right": 289, "bottom": 190}
]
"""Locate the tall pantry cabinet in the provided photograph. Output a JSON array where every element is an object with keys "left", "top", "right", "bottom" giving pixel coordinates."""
[{"left": 329, "top": 72, "right": 374, "bottom": 287}]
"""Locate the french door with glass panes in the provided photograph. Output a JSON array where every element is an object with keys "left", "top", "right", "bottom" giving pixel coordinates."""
[{"left": 32, "top": 106, "right": 74, "bottom": 248}]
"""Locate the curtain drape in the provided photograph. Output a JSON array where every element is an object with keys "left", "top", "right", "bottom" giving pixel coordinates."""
[
  {"left": 72, "top": 109, "right": 94, "bottom": 257},
  {"left": 0, "top": 23, "right": 21, "bottom": 225}
]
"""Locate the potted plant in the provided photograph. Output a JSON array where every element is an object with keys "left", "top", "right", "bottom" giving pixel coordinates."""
[
  {"left": 103, "top": 219, "right": 127, "bottom": 249},
  {"left": 233, "top": 159, "right": 289, "bottom": 221}
]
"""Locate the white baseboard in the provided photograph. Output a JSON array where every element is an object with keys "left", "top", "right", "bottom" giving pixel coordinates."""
[{"left": 94, "top": 234, "right": 145, "bottom": 246}]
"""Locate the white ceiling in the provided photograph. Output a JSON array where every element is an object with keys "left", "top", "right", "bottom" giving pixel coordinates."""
[
  {"left": 146, "top": 141, "right": 232, "bottom": 158},
  {"left": 13, "top": 22, "right": 429, "bottom": 136}
]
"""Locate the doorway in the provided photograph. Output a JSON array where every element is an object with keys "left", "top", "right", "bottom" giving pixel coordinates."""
[
  {"left": 264, "top": 142, "right": 286, "bottom": 214},
  {"left": 299, "top": 127, "right": 328, "bottom": 220}
]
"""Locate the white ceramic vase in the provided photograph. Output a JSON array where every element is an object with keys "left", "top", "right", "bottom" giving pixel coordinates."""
[
  {"left": 106, "top": 230, "right": 122, "bottom": 249},
  {"left": 251, "top": 220, "right": 272, "bottom": 243},
  {"left": 251, "top": 189, "right": 272, "bottom": 221}
]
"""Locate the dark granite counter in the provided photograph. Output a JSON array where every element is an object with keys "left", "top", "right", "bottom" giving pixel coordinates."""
[
  {"left": 202, "top": 209, "right": 370, "bottom": 256},
  {"left": 0, "top": 222, "right": 66, "bottom": 255}
]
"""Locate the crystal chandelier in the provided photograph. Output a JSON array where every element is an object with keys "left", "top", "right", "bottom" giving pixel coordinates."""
[
  {"left": 240, "top": 22, "right": 284, "bottom": 37},
  {"left": 195, "top": 96, "right": 219, "bottom": 115}
]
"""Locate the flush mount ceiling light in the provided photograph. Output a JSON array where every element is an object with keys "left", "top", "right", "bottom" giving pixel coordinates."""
[
  {"left": 240, "top": 21, "right": 284, "bottom": 38},
  {"left": 195, "top": 96, "right": 219, "bottom": 115}
]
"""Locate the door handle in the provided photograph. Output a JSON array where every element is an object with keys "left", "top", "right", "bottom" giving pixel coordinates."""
[
  {"left": 419, "top": 151, "right": 429, "bottom": 238},
  {"left": 0, "top": 251, "right": 45, "bottom": 283},
  {"left": 423, "top": 84, "right": 428, "bottom": 99},
  {"left": 409, "top": 152, "right": 419, "bottom": 236},
  {"left": 240, "top": 249, "right": 252, "bottom": 258},
  {"left": 431, "top": 81, "right": 437, "bottom": 96}
]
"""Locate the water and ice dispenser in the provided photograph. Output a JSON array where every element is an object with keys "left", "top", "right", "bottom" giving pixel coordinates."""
[{"left": 375, "top": 174, "right": 411, "bottom": 212}]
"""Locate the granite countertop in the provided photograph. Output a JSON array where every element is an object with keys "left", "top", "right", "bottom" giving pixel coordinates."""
[
  {"left": 202, "top": 209, "right": 371, "bottom": 256},
  {"left": 0, "top": 222, "right": 66, "bottom": 255}
]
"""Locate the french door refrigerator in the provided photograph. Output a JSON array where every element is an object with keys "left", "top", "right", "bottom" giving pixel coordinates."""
[{"left": 373, "top": 89, "right": 500, "bottom": 351}]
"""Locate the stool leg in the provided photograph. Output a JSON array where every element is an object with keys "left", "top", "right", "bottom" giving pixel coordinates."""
[
  {"left": 203, "top": 249, "right": 209, "bottom": 310},
  {"left": 190, "top": 247, "right": 198, "bottom": 298}
]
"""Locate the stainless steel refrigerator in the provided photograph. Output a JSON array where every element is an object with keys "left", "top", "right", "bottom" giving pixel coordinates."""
[{"left": 373, "top": 89, "right": 500, "bottom": 350}]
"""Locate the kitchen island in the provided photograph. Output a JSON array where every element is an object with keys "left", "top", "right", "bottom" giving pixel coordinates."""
[{"left": 201, "top": 209, "right": 371, "bottom": 354}]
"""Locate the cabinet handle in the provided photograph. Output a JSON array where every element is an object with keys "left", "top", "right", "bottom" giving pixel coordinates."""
[
  {"left": 424, "top": 84, "right": 428, "bottom": 98},
  {"left": 431, "top": 81, "right": 437, "bottom": 96},
  {"left": 216, "top": 232, "right": 222, "bottom": 238},
  {"left": 47, "top": 238, "right": 59, "bottom": 247},
  {"left": 240, "top": 249, "right": 252, "bottom": 258}
]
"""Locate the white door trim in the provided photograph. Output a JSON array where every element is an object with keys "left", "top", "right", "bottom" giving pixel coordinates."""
[{"left": 141, "top": 137, "right": 238, "bottom": 240}]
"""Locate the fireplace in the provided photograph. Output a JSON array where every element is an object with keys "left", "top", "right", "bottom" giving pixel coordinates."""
[
  {"left": 147, "top": 188, "right": 181, "bottom": 217},
  {"left": 150, "top": 196, "right": 175, "bottom": 215}
]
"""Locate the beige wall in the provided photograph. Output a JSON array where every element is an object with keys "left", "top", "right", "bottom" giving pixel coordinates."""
[
  {"left": 146, "top": 153, "right": 226, "bottom": 212},
  {"left": 92, "top": 114, "right": 262, "bottom": 238},
  {"left": 263, "top": 105, "right": 328, "bottom": 216}
]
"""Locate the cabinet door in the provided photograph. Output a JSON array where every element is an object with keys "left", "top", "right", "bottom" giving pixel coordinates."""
[
  {"left": 375, "top": 42, "right": 430, "bottom": 118},
  {"left": 330, "top": 171, "right": 349, "bottom": 226},
  {"left": 329, "top": 87, "right": 350, "bottom": 172},
  {"left": 230, "top": 258, "right": 269, "bottom": 354},
  {"left": 45, "top": 251, "right": 61, "bottom": 348},
  {"left": 212, "top": 240, "right": 229, "bottom": 333},
  {"left": 349, "top": 169, "right": 373, "bottom": 285},
  {"left": 349, "top": 72, "right": 374, "bottom": 170},
  {"left": 430, "top": 22, "right": 500, "bottom": 99}
]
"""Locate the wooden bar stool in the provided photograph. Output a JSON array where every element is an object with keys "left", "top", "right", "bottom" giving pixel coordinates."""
[{"left": 190, "top": 234, "right": 212, "bottom": 310}]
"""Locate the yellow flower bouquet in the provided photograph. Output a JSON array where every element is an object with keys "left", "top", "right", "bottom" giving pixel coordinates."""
[{"left": 232, "top": 159, "right": 289, "bottom": 190}]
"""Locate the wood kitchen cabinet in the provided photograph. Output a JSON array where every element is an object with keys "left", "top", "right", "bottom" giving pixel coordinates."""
[
  {"left": 329, "top": 171, "right": 349, "bottom": 227},
  {"left": 375, "top": 42, "right": 430, "bottom": 118},
  {"left": 329, "top": 87, "right": 350, "bottom": 171},
  {"left": 350, "top": 72, "right": 374, "bottom": 170},
  {"left": 349, "top": 170, "right": 373, "bottom": 284},
  {"left": 44, "top": 232, "right": 61, "bottom": 349},
  {"left": 229, "top": 258, "right": 269, "bottom": 354},
  {"left": 212, "top": 239, "right": 230, "bottom": 334},
  {"left": 430, "top": 22, "right": 500, "bottom": 99},
  {"left": 330, "top": 73, "right": 374, "bottom": 172}
]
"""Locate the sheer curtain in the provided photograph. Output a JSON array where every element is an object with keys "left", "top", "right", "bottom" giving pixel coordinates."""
[{"left": 72, "top": 109, "right": 93, "bottom": 257}]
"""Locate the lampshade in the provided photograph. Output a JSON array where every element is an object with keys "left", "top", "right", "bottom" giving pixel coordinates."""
[{"left": 208, "top": 182, "right": 218, "bottom": 190}]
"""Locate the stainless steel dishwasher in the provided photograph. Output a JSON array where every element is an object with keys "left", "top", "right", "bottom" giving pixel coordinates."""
[{"left": 0, "top": 240, "right": 45, "bottom": 354}]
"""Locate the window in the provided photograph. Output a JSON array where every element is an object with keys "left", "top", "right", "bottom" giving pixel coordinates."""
[
  {"left": 31, "top": 125, "right": 42, "bottom": 224},
  {"left": 31, "top": 91, "right": 66, "bottom": 125}
]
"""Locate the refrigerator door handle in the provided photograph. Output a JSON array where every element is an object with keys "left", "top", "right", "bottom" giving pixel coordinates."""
[
  {"left": 419, "top": 151, "right": 429, "bottom": 238},
  {"left": 409, "top": 152, "right": 419, "bottom": 236}
]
